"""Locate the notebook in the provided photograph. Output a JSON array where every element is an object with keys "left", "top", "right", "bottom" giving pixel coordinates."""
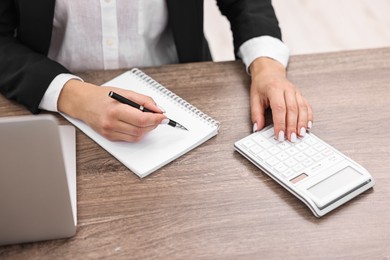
[{"left": 62, "top": 68, "right": 220, "bottom": 178}]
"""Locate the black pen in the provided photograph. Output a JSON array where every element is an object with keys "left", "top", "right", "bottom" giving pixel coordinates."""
[{"left": 108, "top": 91, "right": 188, "bottom": 131}]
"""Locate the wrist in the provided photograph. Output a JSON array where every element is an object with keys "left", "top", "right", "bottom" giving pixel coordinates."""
[
  {"left": 249, "top": 57, "right": 286, "bottom": 79},
  {"left": 58, "top": 79, "right": 93, "bottom": 118}
]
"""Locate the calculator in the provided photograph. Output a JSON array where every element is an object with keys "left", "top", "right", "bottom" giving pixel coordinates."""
[{"left": 234, "top": 125, "right": 375, "bottom": 217}]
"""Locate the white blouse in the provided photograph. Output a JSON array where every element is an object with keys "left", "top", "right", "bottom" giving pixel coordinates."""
[{"left": 39, "top": 0, "right": 289, "bottom": 111}]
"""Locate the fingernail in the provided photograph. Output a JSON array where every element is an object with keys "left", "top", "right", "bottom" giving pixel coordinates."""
[
  {"left": 253, "top": 123, "right": 258, "bottom": 133},
  {"left": 299, "top": 127, "right": 306, "bottom": 137},
  {"left": 161, "top": 119, "right": 169, "bottom": 125},
  {"left": 157, "top": 105, "right": 166, "bottom": 113},
  {"left": 291, "top": 132, "right": 297, "bottom": 143},
  {"left": 278, "top": 131, "right": 285, "bottom": 142},
  {"left": 308, "top": 121, "right": 313, "bottom": 129}
]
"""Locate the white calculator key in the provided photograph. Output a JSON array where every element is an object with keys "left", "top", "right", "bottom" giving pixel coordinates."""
[
  {"left": 268, "top": 146, "right": 281, "bottom": 155},
  {"left": 293, "top": 163, "right": 305, "bottom": 172},
  {"left": 257, "top": 151, "right": 271, "bottom": 160},
  {"left": 294, "top": 153, "right": 307, "bottom": 162},
  {"left": 243, "top": 139, "right": 255, "bottom": 148},
  {"left": 286, "top": 147, "right": 299, "bottom": 156},
  {"left": 312, "top": 153, "right": 324, "bottom": 161},
  {"left": 253, "top": 135, "right": 273, "bottom": 149},
  {"left": 276, "top": 152, "right": 289, "bottom": 161},
  {"left": 327, "top": 153, "right": 343, "bottom": 164},
  {"left": 249, "top": 145, "right": 262, "bottom": 154},
  {"left": 302, "top": 158, "right": 315, "bottom": 167},
  {"left": 284, "top": 158, "right": 298, "bottom": 168},
  {"left": 314, "top": 142, "right": 326, "bottom": 152},
  {"left": 282, "top": 169, "right": 295, "bottom": 178},
  {"left": 304, "top": 147, "right": 317, "bottom": 157},
  {"left": 277, "top": 141, "right": 291, "bottom": 150},
  {"left": 322, "top": 148, "right": 334, "bottom": 157},
  {"left": 274, "top": 163, "right": 288, "bottom": 173},
  {"left": 262, "top": 127, "right": 275, "bottom": 138},
  {"left": 296, "top": 142, "right": 309, "bottom": 150},
  {"left": 266, "top": 157, "right": 279, "bottom": 167},
  {"left": 305, "top": 137, "right": 318, "bottom": 145}
]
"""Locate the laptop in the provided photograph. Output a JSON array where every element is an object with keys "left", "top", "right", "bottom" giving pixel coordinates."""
[{"left": 0, "top": 115, "right": 77, "bottom": 245}]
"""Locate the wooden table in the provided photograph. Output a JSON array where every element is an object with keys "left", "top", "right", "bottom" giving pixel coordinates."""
[{"left": 1, "top": 48, "right": 390, "bottom": 259}]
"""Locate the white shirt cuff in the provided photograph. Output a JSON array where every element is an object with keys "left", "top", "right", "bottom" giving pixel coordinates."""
[
  {"left": 38, "top": 74, "right": 83, "bottom": 112},
  {"left": 237, "top": 35, "right": 290, "bottom": 73}
]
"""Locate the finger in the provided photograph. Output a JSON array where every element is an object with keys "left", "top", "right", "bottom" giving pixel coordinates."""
[
  {"left": 123, "top": 91, "right": 163, "bottom": 113},
  {"left": 284, "top": 88, "right": 299, "bottom": 142},
  {"left": 102, "top": 128, "right": 146, "bottom": 142},
  {"left": 105, "top": 119, "right": 160, "bottom": 141},
  {"left": 117, "top": 104, "right": 166, "bottom": 128},
  {"left": 250, "top": 92, "right": 266, "bottom": 132},
  {"left": 296, "top": 93, "right": 309, "bottom": 137},
  {"left": 306, "top": 99, "right": 314, "bottom": 130},
  {"left": 269, "top": 89, "right": 287, "bottom": 141},
  {"left": 100, "top": 107, "right": 165, "bottom": 141}
]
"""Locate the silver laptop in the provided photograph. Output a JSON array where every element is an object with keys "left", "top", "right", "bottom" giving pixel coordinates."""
[{"left": 0, "top": 115, "right": 77, "bottom": 245}]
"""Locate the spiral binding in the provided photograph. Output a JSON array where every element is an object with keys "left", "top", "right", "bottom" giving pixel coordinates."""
[{"left": 130, "top": 68, "right": 220, "bottom": 128}]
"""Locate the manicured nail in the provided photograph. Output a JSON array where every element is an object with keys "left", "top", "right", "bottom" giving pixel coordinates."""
[
  {"left": 308, "top": 121, "right": 313, "bottom": 129},
  {"left": 161, "top": 118, "right": 169, "bottom": 125},
  {"left": 157, "top": 105, "right": 166, "bottom": 113},
  {"left": 299, "top": 127, "right": 306, "bottom": 137},
  {"left": 278, "top": 131, "right": 285, "bottom": 142},
  {"left": 253, "top": 123, "right": 258, "bottom": 133},
  {"left": 291, "top": 132, "right": 297, "bottom": 143}
]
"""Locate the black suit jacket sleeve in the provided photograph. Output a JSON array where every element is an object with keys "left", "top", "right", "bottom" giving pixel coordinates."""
[
  {"left": 0, "top": 0, "right": 69, "bottom": 114},
  {"left": 216, "top": 0, "right": 282, "bottom": 54}
]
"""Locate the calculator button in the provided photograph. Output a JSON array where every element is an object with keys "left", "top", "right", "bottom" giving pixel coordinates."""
[
  {"left": 284, "top": 158, "right": 298, "bottom": 168},
  {"left": 282, "top": 169, "right": 295, "bottom": 178},
  {"left": 257, "top": 151, "right": 271, "bottom": 160},
  {"left": 276, "top": 152, "right": 289, "bottom": 161},
  {"left": 262, "top": 127, "right": 275, "bottom": 138},
  {"left": 305, "top": 137, "right": 318, "bottom": 145},
  {"left": 277, "top": 141, "right": 291, "bottom": 150},
  {"left": 268, "top": 146, "right": 281, "bottom": 155},
  {"left": 253, "top": 135, "right": 273, "bottom": 149},
  {"left": 322, "top": 148, "right": 334, "bottom": 157},
  {"left": 302, "top": 158, "right": 315, "bottom": 167},
  {"left": 296, "top": 142, "right": 309, "bottom": 150},
  {"left": 274, "top": 163, "right": 288, "bottom": 173},
  {"left": 249, "top": 145, "right": 262, "bottom": 155},
  {"left": 327, "top": 154, "right": 343, "bottom": 164},
  {"left": 310, "top": 162, "right": 325, "bottom": 173},
  {"left": 293, "top": 164, "right": 305, "bottom": 172},
  {"left": 286, "top": 147, "right": 299, "bottom": 156},
  {"left": 294, "top": 153, "right": 307, "bottom": 162},
  {"left": 265, "top": 157, "right": 279, "bottom": 167},
  {"left": 313, "top": 143, "right": 326, "bottom": 152},
  {"left": 312, "top": 153, "right": 324, "bottom": 161},
  {"left": 243, "top": 139, "right": 255, "bottom": 148},
  {"left": 304, "top": 148, "right": 317, "bottom": 157}
]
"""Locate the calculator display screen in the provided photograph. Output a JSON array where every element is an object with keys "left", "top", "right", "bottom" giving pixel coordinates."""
[{"left": 307, "top": 167, "right": 362, "bottom": 199}]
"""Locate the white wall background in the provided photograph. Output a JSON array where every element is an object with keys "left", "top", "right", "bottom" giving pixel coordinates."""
[{"left": 204, "top": 0, "right": 390, "bottom": 61}]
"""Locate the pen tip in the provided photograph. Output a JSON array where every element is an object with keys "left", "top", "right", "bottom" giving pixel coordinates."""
[{"left": 177, "top": 123, "right": 188, "bottom": 131}]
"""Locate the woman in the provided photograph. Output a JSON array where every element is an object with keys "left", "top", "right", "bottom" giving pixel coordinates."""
[{"left": 0, "top": 0, "right": 312, "bottom": 142}]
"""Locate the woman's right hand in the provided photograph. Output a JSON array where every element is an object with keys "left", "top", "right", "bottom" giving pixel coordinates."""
[{"left": 58, "top": 79, "right": 167, "bottom": 142}]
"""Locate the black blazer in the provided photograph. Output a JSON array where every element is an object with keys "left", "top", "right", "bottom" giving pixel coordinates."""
[{"left": 0, "top": 0, "right": 281, "bottom": 113}]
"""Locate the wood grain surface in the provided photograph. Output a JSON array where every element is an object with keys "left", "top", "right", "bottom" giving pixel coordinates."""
[{"left": 1, "top": 48, "right": 390, "bottom": 259}]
